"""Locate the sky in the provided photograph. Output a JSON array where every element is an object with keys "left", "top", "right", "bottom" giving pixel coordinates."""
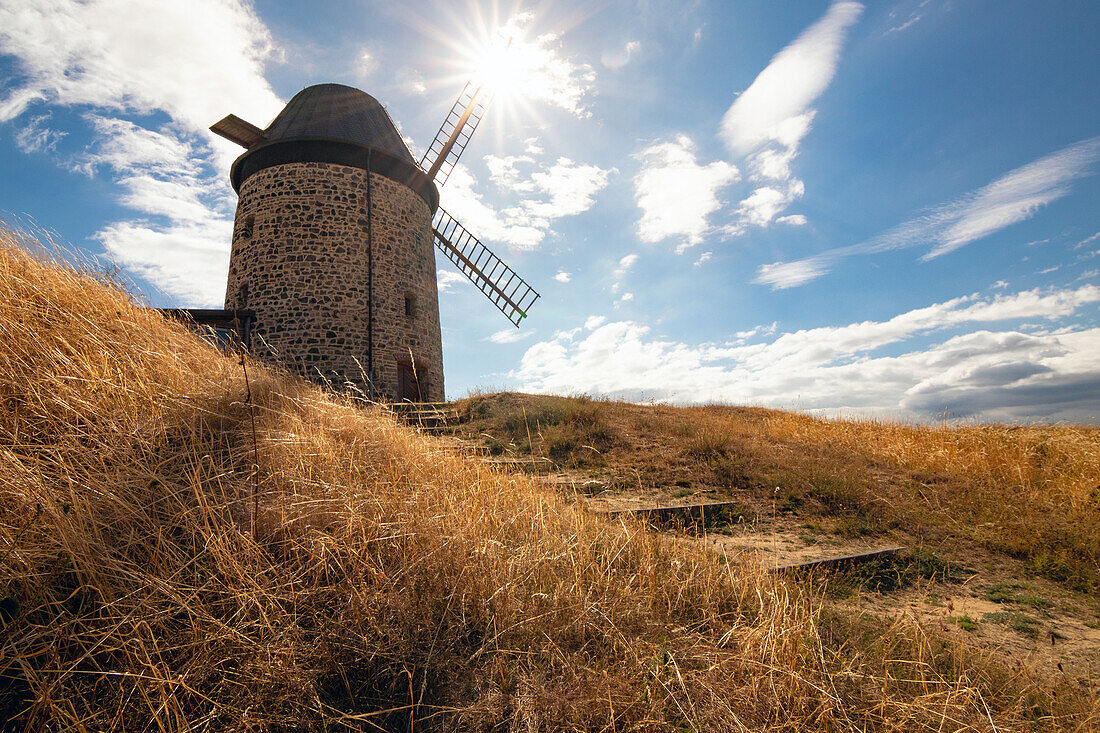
[{"left": 1, "top": 0, "right": 1098, "bottom": 423}]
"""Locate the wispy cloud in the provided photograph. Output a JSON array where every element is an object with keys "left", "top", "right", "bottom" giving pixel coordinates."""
[
  {"left": 487, "top": 328, "right": 533, "bottom": 344},
  {"left": 1075, "top": 231, "right": 1100, "bottom": 249},
  {"left": 720, "top": 1, "right": 864, "bottom": 155},
  {"left": 516, "top": 284, "right": 1100, "bottom": 421},
  {"left": 633, "top": 135, "right": 739, "bottom": 252},
  {"left": 14, "top": 114, "right": 66, "bottom": 153},
  {"left": 720, "top": 0, "right": 863, "bottom": 229},
  {"left": 553, "top": 270, "right": 572, "bottom": 283},
  {"left": 755, "top": 137, "right": 1100, "bottom": 289}
]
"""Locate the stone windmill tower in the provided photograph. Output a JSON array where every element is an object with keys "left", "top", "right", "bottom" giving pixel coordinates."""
[{"left": 210, "top": 82, "right": 539, "bottom": 402}]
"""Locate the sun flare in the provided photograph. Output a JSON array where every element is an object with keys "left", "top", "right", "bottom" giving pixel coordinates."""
[{"left": 468, "top": 34, "right": 522, "bottom": 97}]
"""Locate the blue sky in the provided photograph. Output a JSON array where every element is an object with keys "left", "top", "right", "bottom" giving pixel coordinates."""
[{"left": 1, "top": 0, "right": 1098, "bottom": 422}]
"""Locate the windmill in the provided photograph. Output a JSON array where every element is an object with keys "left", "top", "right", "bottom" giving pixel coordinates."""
[{"left": 208, "top": 74, "right": 539, "bottom": 402}]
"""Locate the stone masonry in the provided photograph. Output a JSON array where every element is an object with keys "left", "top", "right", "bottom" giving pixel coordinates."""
[{"left": 224, "top": 161, "right": 444, "bottom": 402}]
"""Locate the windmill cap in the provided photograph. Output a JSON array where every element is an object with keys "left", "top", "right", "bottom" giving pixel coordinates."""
[
  {"left": 229, "top": 83, "right": 438, "bottom": 211},
  {"left": 264, "top": 84, "right": 415, "bottom": 164}
]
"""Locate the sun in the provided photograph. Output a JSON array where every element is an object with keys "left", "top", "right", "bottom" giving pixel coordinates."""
[{"left": 465, "top": 33, "right": 523, "bottom": 99}]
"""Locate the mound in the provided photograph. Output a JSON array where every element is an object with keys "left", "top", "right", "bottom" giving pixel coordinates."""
[{"left": 0, "top": 228, "right": 1094, "bottom": 730}]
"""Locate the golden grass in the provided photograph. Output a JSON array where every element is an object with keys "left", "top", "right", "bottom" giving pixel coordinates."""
[
  {"left": 764, "top": 412, "right": 1100, "bottom": 589},
  {"left": 0, "top": 227, "right": 1096, "bottom": 730},
  {"left": 458, "top": 393, "right": 1100, "bottom": 591}
]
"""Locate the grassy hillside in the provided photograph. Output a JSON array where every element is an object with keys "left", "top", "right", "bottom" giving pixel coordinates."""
[
  {"left": 454, "top": 393, "right": 1100, "bottom": 592},
  {"left": 0, "top": 227, "right": 1096, "bottom": 731}
]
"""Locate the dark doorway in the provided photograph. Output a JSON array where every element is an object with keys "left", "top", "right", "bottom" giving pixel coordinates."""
[{"left": 397, "top": 363, "right": 423, "bottom": 402}]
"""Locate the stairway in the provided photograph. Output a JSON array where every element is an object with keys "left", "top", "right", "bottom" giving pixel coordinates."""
[{"left": 386, "top": 401, "right": 461, "bottom": 433}]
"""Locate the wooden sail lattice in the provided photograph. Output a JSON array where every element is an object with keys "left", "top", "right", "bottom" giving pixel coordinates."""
[
  {"left": 432, "top": 207, "right": 539, "bottom": 327},
  {"left": 420, "top": 82, "right": 491, "bottom": 187}
]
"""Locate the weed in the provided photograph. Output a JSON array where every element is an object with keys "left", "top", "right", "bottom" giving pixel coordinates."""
[
  {"left": 983, "top": 612, "right": 1042, "bottom": 638},
  {"left": 949, "top": 615, "right": 978, "bottom": 632}
]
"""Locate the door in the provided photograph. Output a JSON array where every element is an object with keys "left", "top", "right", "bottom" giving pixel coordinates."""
[{"left": 397, "top": 363, "right": 421, "bottom": 402}]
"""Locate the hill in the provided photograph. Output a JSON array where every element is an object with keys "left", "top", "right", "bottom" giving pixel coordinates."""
[{"left": 0, "top": 226, "right": 1097, "bottom": 731}]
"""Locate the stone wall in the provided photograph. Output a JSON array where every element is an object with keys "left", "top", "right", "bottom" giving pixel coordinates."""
[{"left": 225, "top": 161, "right": 444, "bottom": 402}]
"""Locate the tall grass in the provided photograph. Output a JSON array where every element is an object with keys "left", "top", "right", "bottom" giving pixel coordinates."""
[
  {"left": 0, "top": 227, "right": 1095, "bottom": 730},
  {"left": 765, "top": 412, "right": 1100, "bottom": 590}
]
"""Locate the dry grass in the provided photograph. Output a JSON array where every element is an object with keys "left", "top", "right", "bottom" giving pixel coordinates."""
[
  {"left": 765, "top": 412, "right": 1100, "bottom": 590},
  {"left": 458, "top": 394, "right": 1100, "bottom": 592},
  {"left": 0, "top": 226, "right": 1096, "bottom": 730}
]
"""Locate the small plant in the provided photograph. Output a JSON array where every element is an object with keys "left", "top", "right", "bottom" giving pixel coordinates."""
[
  {"left": 983, "top": 611, "right": 1042, "bottom": 638},
  {"left": 949, "top": 615, "right": 978, "bottom": 632}
]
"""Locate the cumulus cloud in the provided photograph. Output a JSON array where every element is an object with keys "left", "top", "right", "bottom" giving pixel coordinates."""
[
  {"left": 515, "top": 284, "right": 1100, "bottom": 422},
  {"left": 633, "top": 135, "right": 739, "bottom": 251},
  {"left": 0, "top": 0, "right": 284, "bottom": 306},
  {"left": 553, "top": 270, "right": 571, "bottom": 283},
  {"left": 446, "top": 154, "right": 612, "bottom": 251},
  {"left": 755, "top": 137, "right": 1100, "bottom": 289},
  {"left": 437, "top": 270, "right": 467, "bottom": 292}
]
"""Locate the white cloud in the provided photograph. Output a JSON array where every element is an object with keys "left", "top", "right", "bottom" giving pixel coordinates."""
[
  {"left": 736, "top": 182, "right": 806, "bottom": 228},
  {"left": 633, "top": 135, "right": 739, "bottom": 250},
  {"left": 720, "top": 1, "right": 863, "bottom": 155},
  {"left": 693, "top": 251, "right": 712, "bottom": 267},
  {"left": 487, "top": 327, "right": 532, "bottom": 344},
  {"left": 553, "top": 270, "right": 571, "bottom": 283},
  {"left": 437, "top": 270, "right": 467, "bottom": 292},
  {"left": 776, "top": 214, "right": 808, "bottom": 226},
  {"left": 441, "top": 166, "right": 546, "bottom": 250},
  {"left": 0, "top": 0, "right": 282, "bottom": 155},
  {"left": 584, "top": 315, "right": 606, "bottom": 330},
  {"left": 448, "top": 154, "right": 611, "bottom": 251},
  {"left": 885, "top": 13, "right": 923, "bottom": 35},
  {"left": 14, "top": 114, "right": 66, "bottom": 153},
  {"left": 613, "top": 253, "right": 638, "bottom": 279},
  {"left": 95, "top": 220, "right": 232, "bottom": 304},
  {"left": 0, "top": 0, "right": 284, "bottom": 306},
  {"left": 756, "top": 137, "right": 1100, "bottom": 289},
  {"left": 514, "top": 284, "right": 1100, "bottom": 422},
  {"left": 1075, "top": 232, "right": 1100, "bottom": 249},
  {"left": 717, "top": 1, "right": 862, "bottom": 230},
  {"left": 616, "top": 292, "right": 634, "bottom": 306}
]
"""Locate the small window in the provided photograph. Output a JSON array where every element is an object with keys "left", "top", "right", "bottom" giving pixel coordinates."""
[
  {"left": 240, "top": 214, "right": 254, "bottom": 239},
  {"left": 238, "top": 281, "right": 249, "bottom": 308},
  {"left": 404, "top": 293, "right": 416, "bottom": 318}
]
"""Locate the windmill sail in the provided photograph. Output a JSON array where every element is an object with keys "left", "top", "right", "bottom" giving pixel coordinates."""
[
  {"left": 420, "top": 81, "right": 491, "bottom": 187},
  {"left": 432, "top": 207, "right": 539, "bottom": 327}
]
